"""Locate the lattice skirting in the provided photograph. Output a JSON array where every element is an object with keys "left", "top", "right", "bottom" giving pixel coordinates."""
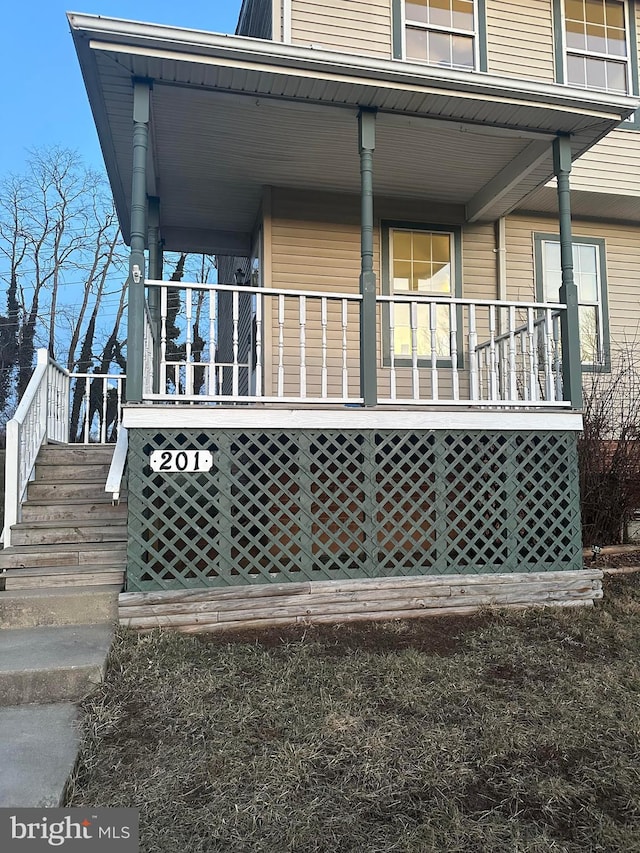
[{"left": 126, "top": 427, "right": 583, "bottom": 591}]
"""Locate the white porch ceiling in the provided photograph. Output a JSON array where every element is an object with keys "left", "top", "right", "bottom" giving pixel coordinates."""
[{"left": 68, "top": 13, "right": 638, "bottom": 252}]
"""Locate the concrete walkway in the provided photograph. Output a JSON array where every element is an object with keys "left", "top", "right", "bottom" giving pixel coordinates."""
[{"left": 0, "top": 623, "right": 114, "bottom": 807}]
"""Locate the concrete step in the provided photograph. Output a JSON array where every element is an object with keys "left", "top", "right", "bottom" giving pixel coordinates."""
[
  {"left": 0, "top": 542, "right": 127, "bottom": 570},
  {"left": 0, "top": 623, "right": 114, "bottom": 706},
  {"left": 0, "top": 703, "right": 81, "bottom": 807},
  {"left": 27, "top": 481, "right": 127, "bottom": 501},
  {"left": 21, "top": 499, "right": 128, "bottom": 523},
  {"left": 10, "top": 519, "right": 127, "bottom": 547},
  {"left": 37, "top": 445, "right": 115, "bottom": 465},
  {"left": 0, "top": 586, "right": 120, "bottom": 628},
  {"left": 34, "top": 462, "right": 112, "bottom": 482},
  {"left": 3, "top": 566, "right": 125, "bottom": 591}
]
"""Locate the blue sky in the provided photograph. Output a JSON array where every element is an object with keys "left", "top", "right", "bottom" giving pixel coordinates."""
[{"left": 0, "top": 1, "right": 242, "bottom": 176}]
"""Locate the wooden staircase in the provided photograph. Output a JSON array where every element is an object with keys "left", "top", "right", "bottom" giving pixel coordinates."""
[{"left": 0, "top": 445, "right": 126, "bottom": 597}]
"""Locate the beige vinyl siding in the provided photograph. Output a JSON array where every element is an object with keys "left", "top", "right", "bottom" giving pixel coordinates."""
[
  {"left": 505, "top": 213, "right": 640, "bottom": 353},
  {"left": 570, "top": 129, "right": 640, "bottom": 196},
  {"left": 268, "top": 188, "right": 498, "bottom": 398},
  {"left": 485, "top": 0, "right": 556, "bottom": 82},
  {"left": 289, "top": 0, "right": 392, "bottom": 58}
]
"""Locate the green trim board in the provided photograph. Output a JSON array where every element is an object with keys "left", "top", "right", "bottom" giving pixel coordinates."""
[
  {"left": 391, "top": 0, "right": 487, "bottom": 71},
  {"left": 534, "top": 232, "right": 611, "bottom": 372},
  {"left": 126, "top": 427, "right": 583, "bottom": 591},
  {"left": 380, "top": 221, "right": 463, "bottom": 369}
]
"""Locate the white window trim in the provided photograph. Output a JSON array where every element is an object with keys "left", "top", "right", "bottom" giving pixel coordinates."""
[
  {"left": 400, "top": 1, "right": 480, "bottom": 71},
  {"left": 561, "top": 0, "right": 633, "bottom": 95}
]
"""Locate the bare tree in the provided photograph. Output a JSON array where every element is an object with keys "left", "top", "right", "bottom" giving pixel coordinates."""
[{"left": 0, "top": 147, "right": 126, "bottom": 419}]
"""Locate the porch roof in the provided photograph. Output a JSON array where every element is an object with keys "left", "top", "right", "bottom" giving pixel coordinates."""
[{"left": 68, "top": 13, "right": 638, "bottom": 253}]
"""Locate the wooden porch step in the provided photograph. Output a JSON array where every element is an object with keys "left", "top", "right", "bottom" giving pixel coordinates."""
[
  {"left": 3, "top": 566, "right": 125, "bottom": 591},
  {"left": 33, "top": 463, "right": 112, "bottom": 482},
  {"left": 36, "top": 445, "right": 115, "bottom": 465},
  {"left": 20, "top": 499, "right": 128, "bottom": 523},
  {"left": 27, "top": 481, "right": 127, "bottom": 502},
  {"left": 10, "top": 519, "right": 127, "bottom": 548},
  {"left": 0, "top": 542, "right": 127, "bottom": 570}
]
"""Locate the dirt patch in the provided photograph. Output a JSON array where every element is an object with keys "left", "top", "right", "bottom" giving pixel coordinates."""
[{"left": 197, "top": 614, "right": 491, "bottom": 657}]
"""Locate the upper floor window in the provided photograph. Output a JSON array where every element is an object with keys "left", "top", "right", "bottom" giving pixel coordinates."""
[
  {"left": 563, "top": 0, "right": 632, "bottom": 94},
  {"left": 401, "top": 0, "right": 478, "bottom": 70}
]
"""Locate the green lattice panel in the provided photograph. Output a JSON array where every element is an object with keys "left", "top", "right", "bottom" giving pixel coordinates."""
[{"left": 126, "top": 428, "right": 583, "bottom": 591}]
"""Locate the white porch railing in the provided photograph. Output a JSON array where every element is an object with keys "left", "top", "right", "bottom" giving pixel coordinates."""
[
  {"left": 145, "top": 281, "right": 570, "bottom": 409},
  {"left": 145, "top": 280, "right": 363, "bottom": 404},
  {"left": 3, "top": 349, "right": 125, "bottom": 547}
]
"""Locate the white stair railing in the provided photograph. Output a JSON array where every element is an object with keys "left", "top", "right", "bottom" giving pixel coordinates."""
[{"left": 3, "top": 349, "right": 124, "bottom": 548}]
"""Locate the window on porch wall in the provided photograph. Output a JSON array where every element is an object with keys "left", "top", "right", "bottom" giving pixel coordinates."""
[
  {"left": 401, "top": 0, "right": 478, "bottom": 69},
  {"left": 535, "top": 234, "right": 610, "bottom": 369}
]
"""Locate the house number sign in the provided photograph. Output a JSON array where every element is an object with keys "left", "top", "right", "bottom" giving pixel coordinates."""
[{"left": 150, "top": 450, "right": 213, "bottom": 473}]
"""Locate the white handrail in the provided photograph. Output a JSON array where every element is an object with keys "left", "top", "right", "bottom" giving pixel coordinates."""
[
  {"left": 3, "top": 348, "right": 125, "bottom": 547},
  {"left": 105, "top": 427, "right": 128, "bottom": 503},
  {"left": 3, "top": 350, "right": 50, "bottom": 547}
]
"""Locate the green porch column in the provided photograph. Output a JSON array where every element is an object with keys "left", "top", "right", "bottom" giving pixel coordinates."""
[
  {"left": 359, "top": 108, "right": 377, "bottom": 407},
  {"left": 147, "top": 196, "right": 161, "bottom": 394},
  {"left": 553, "top": 135, "right": 582, "bottom": 409},
  {"left": 126, "top": 80, "right": 151, "bottom": 403}
]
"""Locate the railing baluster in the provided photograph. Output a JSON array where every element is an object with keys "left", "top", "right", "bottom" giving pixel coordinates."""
[
  {"left": 527, "top": 307, "right": 537, "bottom": 401},
  {"left": 232, "top": 289, "right": 239, "bottom": 399},
  {"left": 469, "top": 304, "right": 478, "bottom": 401},
  {"left": 185, "top": 286, "right": 193, "bottom": 396},
  {"left": 430, "top": 302, "right": 439, "bottom": 402},
  {"left": 342, "top": 298, "right": 349, "bottom": 399},
  {"left": 488, "top": 305, "right": 498, "bottom": 401},
  {"left": 83, "top": 376, "right": 90, "bottom": 443},
  {"left": 553, "top": 313, "right": 562, "bottom": 401},
  {"left": 278, "top": 294, "right": 285, "bottom": 398},
  {"left": 255, "top": 292, "right": 263, "bottom": 397},
  {"left": 299, "top": 295, "right": 307, "bottom": 399},
  {"left": 160, "top": 284, "right": 168, "bottom": 394},
  {"left": 450, "top": 303, "right": 459, "bottom": 401},
  {"left": 208, "top": 289, "right": 216, "bottom": 395},
  {"left": 389, "top": 300, "right": 397, "bottom": 401},
  {"left": 321, "top": 296, "right": 328, "bottom": 399},
  {"left": 101, "top": 378, "right": 108, "bottom": 444},
  {"left": 544, "top": 308, "right": 554, "bottom": 402},
  {"left": 411, "top": 300, "right": 419, "bottom": 401},
  {"left": 508, "top": 305, "right": 517, "bottom": 401}
]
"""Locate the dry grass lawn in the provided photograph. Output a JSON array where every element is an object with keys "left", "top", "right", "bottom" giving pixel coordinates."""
[{"left": 66, "top": 573, "right": 640, "bottom": 852}]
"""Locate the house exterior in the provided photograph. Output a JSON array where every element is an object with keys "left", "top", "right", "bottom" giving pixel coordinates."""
[{"left": 61, "top": 1, "right": 640, "bottom": 624}]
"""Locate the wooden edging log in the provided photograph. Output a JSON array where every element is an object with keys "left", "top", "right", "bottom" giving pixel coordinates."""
[{"left": 119, "top": 569, "right": 603, "bottom": 633}]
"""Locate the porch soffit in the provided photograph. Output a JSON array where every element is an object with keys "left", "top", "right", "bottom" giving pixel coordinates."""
[{"left": 69, "top": 14, "right": 638, "bottom": 250}]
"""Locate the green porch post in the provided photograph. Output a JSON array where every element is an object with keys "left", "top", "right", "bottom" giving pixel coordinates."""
[
  {"left": 126, "top": 79, "right": 151, "bottom": 403},
  {"left": 147, "top": 196, "right": 161, "bottom": 394},
  {"left": 358, "top": 108, "right": 377, "bottom": 406},
  {"left": 553, "top": 134, "right": 582, "bottom": 409}
]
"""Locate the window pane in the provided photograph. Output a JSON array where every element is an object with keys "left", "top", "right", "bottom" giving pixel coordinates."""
[
  {"left": 429, "top": 30, "right": 452, "bottom": 65},
  {"left": 412, "top": 232, "right": 432, "bottom": 262},
  {"left": 544, "top": 271, "right": 562, "bottom": 302},
  {"left": 567, "top": 54, "right": 587, "bottom": 86},
  {"left": 429, "top": 0, "right": 452, "bottom": 28},
  {"left": 566, "top": 0, "right": 585, "bottom": 21},
  {"left": 393, "top": 261, "right": 412, "bottom": 291},
  {"left": 393, "top": 304, "right": 412, "bottom": 356},
  {"left": 406, "top": 0, "right": 429, "bottom": 24},
  {"left": 452, "top": 34, "right": 474, "bottom": 68},
  {"left": 585, "top": 0, "right": 605, "bottom": 25},
  {"left": 413, "top": 262, "right": 432, "bottom": 291},
  {"left": 406, "top": 27, "right": 428, "bottom": 60},
  {"left": 586, "top": 22, "right": 607, "bottom": 53},
  {"left": 430, "top": 262, "right": 452, "bottom": 293},
  {"left": 605, "top": 0, "right": 625, "bottom": 28},
  {"left": 579, "top": 306, "right": 600, "bottom": 362},
  {"left": 605, "top": 60, "right": 627, "bottom": 92},
  {"left": 544, "top": 241, "right": 561, "bottom": 270},
  {"left": 431, "top": 233, "right": 451, "bottom": 263},
  {"left": 452, "top": 0, "right": 474, "bottom": 30},
  {"left": 566, "top": 19, "right": 587, "bottom": 50},
  {"left": 574, "top": 242, "right": 597, "bottom": 274},
  {"left": 607, "top": 27, "right": 627, "bottom": 55},
  {"left": 393, "top": 231, "right": 413, "bottom": 261},
  {"left": 577, "top": 273, "right": 599, "bottom": 302},
  {"left": 585, "top": 57, "right": 607, "bottom": 88}
]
